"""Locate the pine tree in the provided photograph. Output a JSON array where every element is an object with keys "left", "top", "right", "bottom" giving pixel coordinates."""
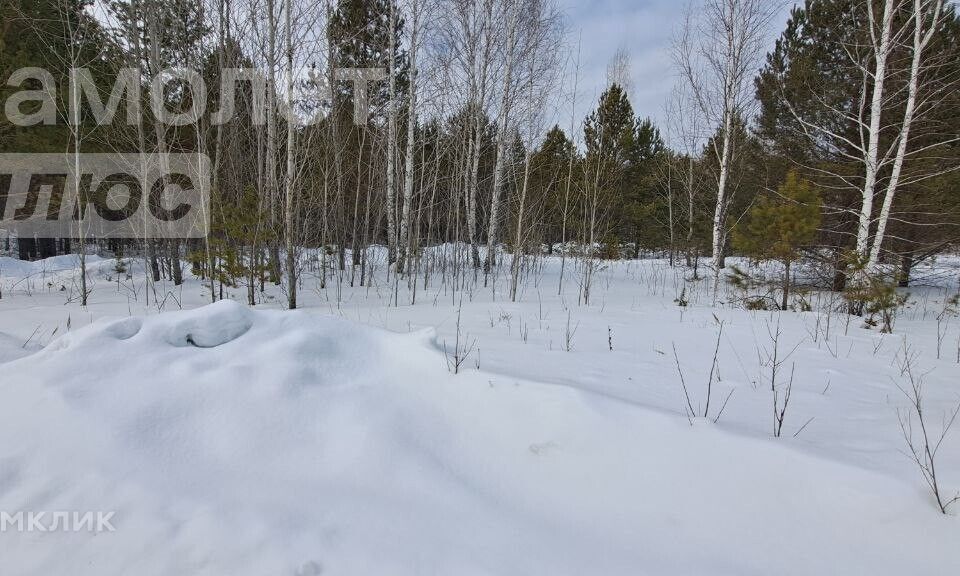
[
  {"left": 529, "top": 125, "right": 578, "bottom": 250},
  {"left": 733, "top": 170, "right": 821, "bottom": 310},
  {"left": 324, "top": 0, "right": 409, "bottom": 264},
  {"left": 1, "top": 0, "right": 119, "bottom": 261},
  {"left": 756, "top": 0, "right": 960, "bottom": 289},
  {"left": 327, "top": 0, "right": 407, "bottom": 111},
  {"left": 1, "top": 0, "right": 117, "bottom": 154},
  {"left": 623, "top": 117, "right": 665, "bottom": 257},
  {"left": 582, "top": 83, "right": 638, "bottom": 256}
]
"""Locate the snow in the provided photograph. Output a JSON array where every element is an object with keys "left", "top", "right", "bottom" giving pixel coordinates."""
[
  {"left": 0, "top": 254, "right": 106, "bottom": 280},
  {"left": 0, "top": 331, "right": 36, "bottom": 364},
  {"left": 163, "top": 300, "right": 254, "bottom": 347},
  {"left": 1, "top": 251, "right": 959, "bottom": 575}
]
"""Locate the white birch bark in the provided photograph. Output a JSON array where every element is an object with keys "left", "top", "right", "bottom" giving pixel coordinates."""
[
  {"left": 467, "top": 0, "right": 494, "bottom": 269},
  {"left": 558, "top": 35, "right": 580, "bottom": 296},
  {"left": 484, "top": 0, "right": 520, "bottom": 276},
  {"left": 710, "top": 110, "right": 732, "bottom": 272},
  {"left": 386, "top": 0, "right": 398, "bottom": 265},
  {"left": 266, "top": 0, "right": 280, "bottom": 283},
  {"left": 867, "top": 0, "right": 943, "bottom": 270},
  {"left": 856, "top": 0, "right": 897, "bottom": 260},
  {"left": 284, "top": 0, "right": 297, "bottom": 309},
  {"left": 398, "top": 0, "right": 421, "bottom": 274}
]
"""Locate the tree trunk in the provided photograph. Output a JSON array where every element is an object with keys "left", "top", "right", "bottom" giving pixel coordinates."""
[
  {"left": 266, "top": 0, "right": 281, "bottom": 284},
  {"left": 856, "top": 0, "right": 896, "bottom": 260},
  {"left": 170, "top": 241, "right": 183, "bottom": 285},
  {"left": 398, "top": 2, "right": 420, "bottom": 275},
  {"left": 898, "top": 253, "right": 913, "bottom": 287},
  {"left": 868, "top": 0, "right": 942, "bottom": 270},
  {"left": 484, "top": 2, "right": 519, "bottom": 279},
  {"left": 385, "top": 0, "right": 398, "bottom": 266},
  {"left": 781, "top": 260, "right": 790, "bottom": 311},
  {"left": 283, "top": 0, "right": 296, "bottom": 309},
  {"left": 510, "top": 148, "right": 532, "bottom": 302}
]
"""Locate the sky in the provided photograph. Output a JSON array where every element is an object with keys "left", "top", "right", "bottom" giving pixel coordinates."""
[{"left": 561, "top": 0, "right": 794, "bottom": 143}]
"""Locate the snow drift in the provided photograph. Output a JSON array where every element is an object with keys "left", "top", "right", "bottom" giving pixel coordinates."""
[{"left": 0, "top": 301, "right": 957, "bottom": 575}]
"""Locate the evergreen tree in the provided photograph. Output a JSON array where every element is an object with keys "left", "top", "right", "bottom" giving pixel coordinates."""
[
  {"left": 623, "top": 117, "right": 665, "bottom": 257},
  {"left": 1, "top": 0, "right": 119, "bottom": 259},
  {"left": 582, "top": 83, "right": 638, "bottom": 256},
  {"left": 327, "top": 0, "right": 408, "bottom": 115},
  {"left": 319, "top": 0, "right": 410, "bottom": 259},
  {"left": 1, "top": 0, "right": 117, "bottom": 154},
  {"left": 756, "top": 0, "right": 960, "bottom": 289},
  {"left": 529, "top": 125, "right": 578, "bottom": 251},
  {"left": 733, "top": 170, "right": 821, "bottom": 310}
]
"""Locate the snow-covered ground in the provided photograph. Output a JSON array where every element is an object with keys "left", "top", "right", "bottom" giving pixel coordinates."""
[{"left": 1, "top": 250, "right": 959, "bottom": 575}]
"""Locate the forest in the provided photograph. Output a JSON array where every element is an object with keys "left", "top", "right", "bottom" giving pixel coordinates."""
[
  {"left": 1, "top": 1, "right": 960, "bottom": 574},
  {"left": 3, "top": 0, "right": 957, "bottom": 312}
]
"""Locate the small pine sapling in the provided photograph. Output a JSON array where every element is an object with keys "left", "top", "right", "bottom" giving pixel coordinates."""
[{"left": 732, "top": 170, "right": 821, "bottom": 311}]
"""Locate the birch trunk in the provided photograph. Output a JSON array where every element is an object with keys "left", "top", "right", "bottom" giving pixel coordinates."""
[
  {"left": 559, "top": 36, "right": 580, "bottom": 295},
  {"left": 867, "top": 0, "right": 942, "bottom": 270},
  {"left": 467, "top": 0, "right": 494, "bottom": 270},
  {"left": 266, "top": 0, "right": 280, "bottom": 283},
  {"left": 510, "top": 148, "right": 532, "bottom": 302},
  {"left": 856, "top": 0, "right": 896, "bottom": 260},
  {"left": 398, "top": 2, "right": 420, "bottom": 275},
  {"left": 484, "top": 2, "right": 520, "bottom": 277},
  {"left": 283, "top": 0, "right": 296, "bottom": 309},
  {"left": 147, "top": 6, "right": 178, "bottom": 291},
  {"left": 710, "top": 110, "right": 732, "bottom": 271},
  {"left": 385, "top": 0, "right": 398, "bottom": 266}
]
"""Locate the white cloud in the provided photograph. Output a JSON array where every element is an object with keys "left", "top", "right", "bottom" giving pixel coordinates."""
[{"left": 561, "top": 0, "right": 793, "bottom": 142}]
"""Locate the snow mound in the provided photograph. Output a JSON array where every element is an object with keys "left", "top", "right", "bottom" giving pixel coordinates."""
[
  {"left": 163, "top": 299, "right": 253, "bottom": 348},
  {"left": 0, "top": 303, "right": 957, "bottom": 575},
  {"left": 102, "top": 317, "right": 143, "bottom": 341},
  {"left": 0, "top": 254, "right": 105, "bottom": 278}
]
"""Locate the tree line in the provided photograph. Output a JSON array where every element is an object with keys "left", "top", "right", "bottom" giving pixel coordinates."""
[{"left": 1, "top": 0, "right": 959, "bottom": 311}]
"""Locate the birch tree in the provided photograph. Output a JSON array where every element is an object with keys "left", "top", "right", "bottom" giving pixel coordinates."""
[
  {"left": 757, "top": 0, "right": 960, "bottom": 289},
  {"left": 507, "top": 0, "right": 561, "bottom": 301},
  {"left": 854, "top": 0, "right": 899, "bottom": 263},
  {"left": 397, "top": 0, "right": 429, "bottom": 274},
  {"left": 385, "top": 0, "right": 398, "bottom": 266},
  {"left": 666, "top": 83, "right": 706, "bottom": 271},
  {"left": 483, "top": 0, "right": 520, "bottom": 279},
  {"left": 867, "top": 0, "right": 947, "bottom": 269},
  {"left": 265, "top": 0, "right": 281, "bottom": 283},
  {"left": 282, "top": 0, "right": 297, "bottom": 308},
  {"left": 674, "top": 0, "right": 774, "bottom": 297},
  {"left": 557, "top": 34, "right": 580, "bottom": 296}
]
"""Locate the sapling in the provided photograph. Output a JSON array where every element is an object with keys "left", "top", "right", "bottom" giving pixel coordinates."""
[
  {"left": 704, "top": 319, "right": 724, "bottom": 417},
  {"left": 564, "top": 309, "right": 579, "bottom": 352},
  {"left": 773, "top": 363, "right": 795, "bottom": 438},
  {"left": 894, "top": 344, "right": 960, "bottom": 514},
  {"left": 672, "top": 342, "right": 695, "bottom": 421},
  {"left": 936, "top": 296, "right": 957, "bottom": 360},
  {"left": 761, "top": 317, "right": 804, "bottom": 437},
  {"left": 671, "top": 318, "right": 732, "bottom": 423},
  {"left": 443, "top": 299, "right": 477, "bottom": 375}
]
